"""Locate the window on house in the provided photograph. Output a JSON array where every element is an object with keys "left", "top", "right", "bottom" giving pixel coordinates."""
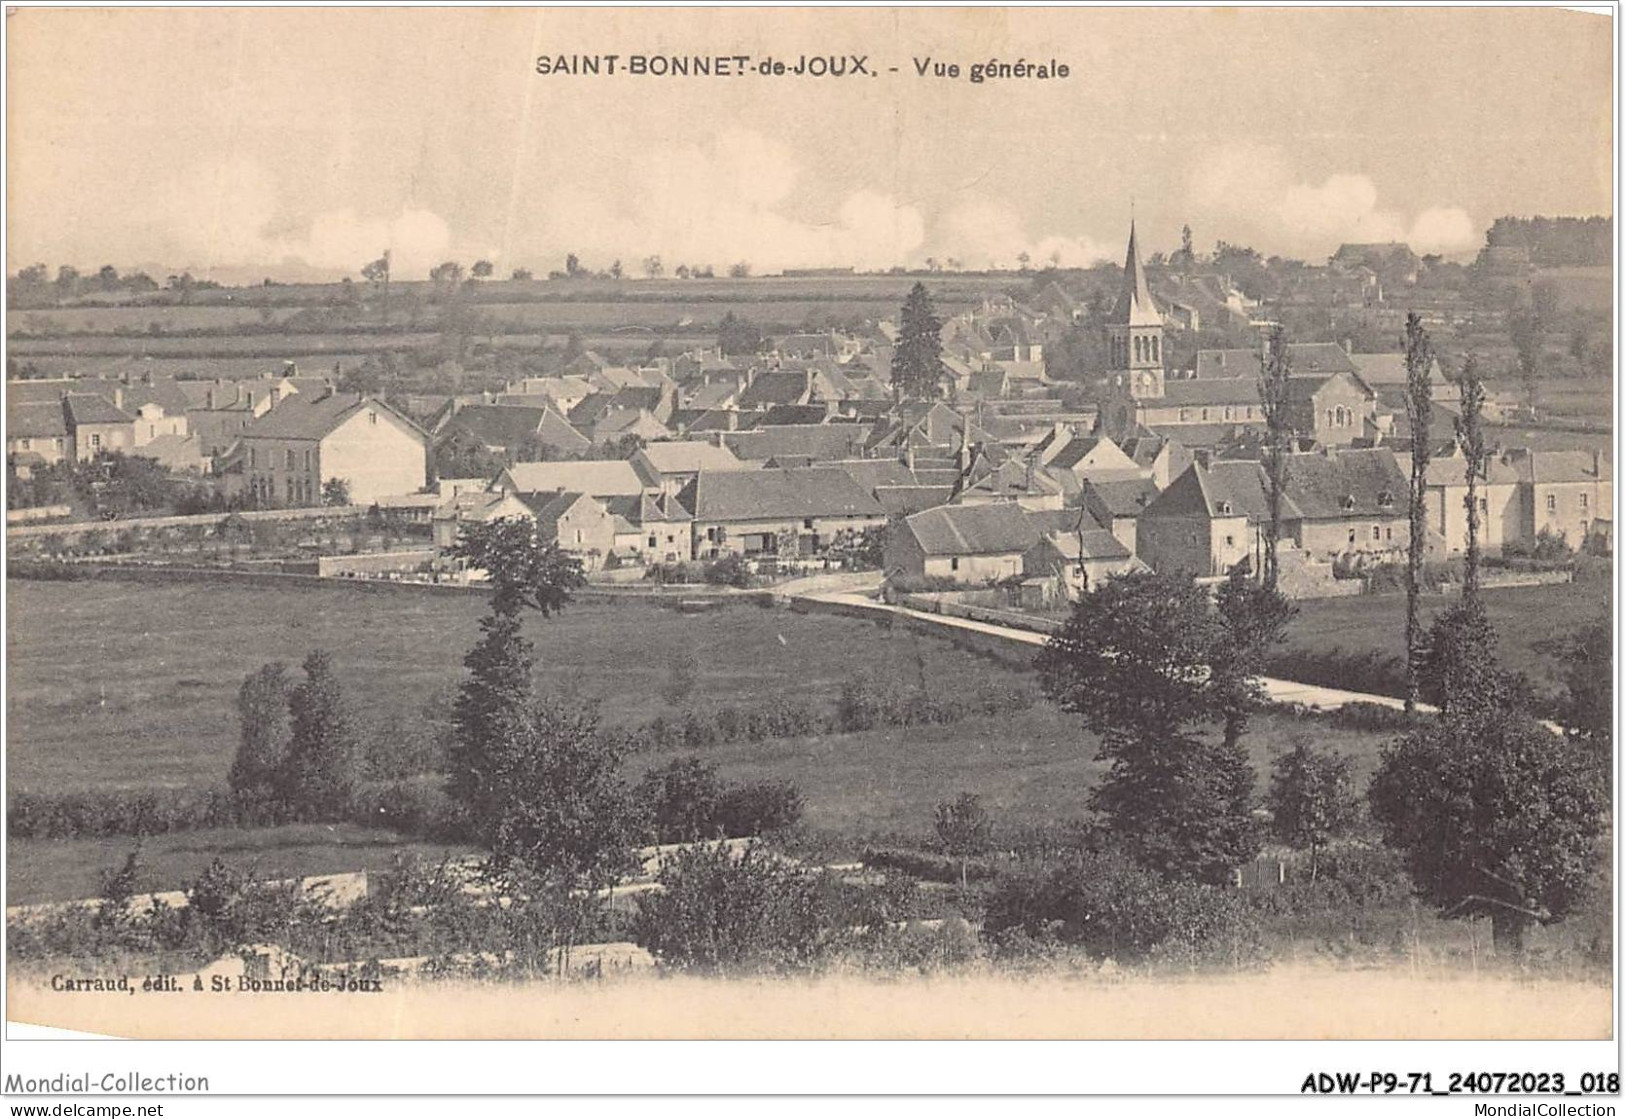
[
  {"left": 1580, "top": 493, "right": 1589, "bottom": 509},
  {"left": 649, "top": 535, "right": 658, "bottom": 549},
  {"left": 304, "top": 450, "right": 312, "bottom": 471},
  {"left": 1225, "top": 534, "right": 1234, "bottom": 547},
  {"left": 1348, "top": 529, "right": 1356, "bottom": 545},
  {"left": 950, "top": 557, "right": 960, "bottom": 571},
  {"left": 1546, "top": 494, "right": 1557, "bottom": 511},
  {"left": 369, "top": 411, "right": 378, "bottom": 425},
  {"left": 1201, "top": 408, "right": 1209, "bottom": 421},
  {"left": 250, "top": 448, "right": 257, "bottom": 468},
  {"left": 1478, "top": 498, "right": 1488, "bottom": 513},
  {"left": 90, "top": 434, "right": 101, "bottom": 448},
  {"left": 286, "top": 449, "right": 295, "bottom": 469},
  {"left": 803, "top": 518, "right": 814, "bottom": 530},
  {"left": 18, "top": 439, "right": 29, "bottom": 451},
  {"left": 53, "top": 438, "right": 62, "bottom": 450},
  {"left": 1385, "top": 527, "right": 1393, "bottom": 541},
  {"left": 1179, "top": 409, "right": 1190, "bottom": 421},
  {"left": 575, "top": 530, "right": 583, "bottom": 544},
  {"left": 1372, "top": 525, "right": 1380, "bottom": 541}
]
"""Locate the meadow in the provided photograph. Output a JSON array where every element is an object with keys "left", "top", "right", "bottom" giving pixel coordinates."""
[{"left": 1279, "top": 579, "right": 1610, "bottom": 700}]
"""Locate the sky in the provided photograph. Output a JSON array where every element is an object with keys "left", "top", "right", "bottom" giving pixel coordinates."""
[{"left": 5, "top": 6, "right": 1613, "bottom": 281}]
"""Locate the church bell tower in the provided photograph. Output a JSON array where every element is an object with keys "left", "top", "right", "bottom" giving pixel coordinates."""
[{"left": 1106, "top": 221, "right": 1165, "bottom": 401}]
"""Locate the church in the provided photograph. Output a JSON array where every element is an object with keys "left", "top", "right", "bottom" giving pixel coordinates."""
[{"left": 1096, "top": 223, "right": 1377, "bottom": 449}]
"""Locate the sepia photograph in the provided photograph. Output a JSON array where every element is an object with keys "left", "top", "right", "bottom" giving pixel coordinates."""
[{"left": 1, "top": 2, "right": 1617, "bottom": 1094}]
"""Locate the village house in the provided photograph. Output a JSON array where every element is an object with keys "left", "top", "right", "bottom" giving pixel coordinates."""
[
  {"left": 885, "top": 501, "right": 1040, "bottom": 585},
  {"left": 234, "top": 390, "right": 429, "bottom": 506},
  {"left": 630, "top": 440, "right": 747, "bottom": 496},
  {"left": 679, "top": 467, "right": 887, "bottom": 561},
  {"left": 1022, "top": 521, "right": 1136, "bottom": 598},
  {"left": 431, "top": 489, "right": 535, "bottom": 549},
  {"left": 1347, "top": 351, "right": 1459, "bottom": 411},
  {"left": 64, "top": 394, "right": 136, "bottom": 461},
  {"left": 529, "top": 490, "right": 617, "bottom": 570},
  {"left": 1081, "top": 475, "right": 1162, "bottom": 555},
  {"left": 956, "top": 459, "right": 1065, "bottom": 511},
  {"left": 493, "top": 460, "right": 648, "bottom": 502},
  {"left": 1137, "top": 460, "right": 1273, "bottom": 577},
  {"left": 1277, "top": 447, "right": 1410, "bottom": 562},
  {"left": 604, "top": 491, "right": 694, "bottom": 564},
  {"left": 6, "top": 399, "right": 73, "bottom": 467},
  {"left": 1422, "top": 451, "right": 1524, "bottom": 556},
  {"left": 1506, "top": 449, "right": 1613, "bottom": 549},
  {"left": 179, "top": 379, "right": 280, "bottom": 458},
  {"left": 1118, "top": 434, "right": 1193, "bottom": 489},
  {"left": 440, "top": 403, "right": 591, "bottom": 459}
]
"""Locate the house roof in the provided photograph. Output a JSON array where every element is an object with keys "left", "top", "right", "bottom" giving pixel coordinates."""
[
  {"left": 1506, "top": 449, "right": 1613, "bottom": 485},
  {"left": 961, "top": 460, "right": 1063, "bottom": 500},
  {"left": 242, "top": 392, "right": 423, "bottom": 443},
  {"left": 64, "top": 393, "right": 135, "bottom": 426},
  {"left": 756, "top": 404, "right": 830, "bottom": 426},
  {"left": 1348, "top": 352, "right": 1448, "bottom": 388},
  {"left": 1036, "top": 526, "right": 1134, "bottom": 563},
  {"left": 817, "top": 458, "right": 919, "bottom": 493},
  {"left": 605, "top": 490, "right": 694, "bottom": 525},
  {"left": 722, "top": 423, "right": 871, "bottom": 463},
  {"left": 902, "top": 501, "right": 1041, "bottom": 557},
  {"left": 1160, "top": 378, "right": 1263, "bottom": 408},
  {"left": 737, "top": 370, "right": 813, "bottom": 410},
  {"left": 446, "top": 404, "right": 589, "bottom": 453},
  {"left": 498, "top": 460, "right": 647, "bottom": 497},
  {"left": 875, "top": 484, "right": 957, "bottom": 516},
  {"left": 8, "top": 399, "right": 69, "bottom": 438},
  {"left": 118, "top": 378, "right": 193, "bottom": 417},
  {"left": 1194, "top": 343, "right": 1358, "bottom": 381},
  {"left": 684, "top": 381, "right": 742, "bottom": 411},
  {"left": 1279, "top": 448, "right": 1408, "bottom": 519},
  {"left": 634, "top": 440, "right": 744, "bottom": 476},
  {"left": 1145, "top": 461, "right": 1279, "bottom": 521},
  {"left": 1105, "top": 221, "right": 1162, "bottom": 327},
  {"left": 1082, "top": 476, "right": 1162, "bottom": 517},
  {"left": 678, "top": 467, "right": 885, "bottom": 522},
  {"left": 528, "top": 491, "right": 606, "bottom": 541}
]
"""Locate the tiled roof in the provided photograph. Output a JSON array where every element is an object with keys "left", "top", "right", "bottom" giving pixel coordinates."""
[
  {"left": 7, "top": 400, "right": 69, "bottom": 438},
  {"left": 1279, "top": 449, "right": 1408, "bottom": 519},
  {"left": 1194, "top": 343, "right": 1357, "bottom": 380},
  {"left": 875, "top": 484, "right": 957, "bottom": 516},
  {"left": 722, "top": 423, "right": 871, "bottom": 463},
  {"left": 1082, "top": 476, "right": 1162, "bottom": 517},
  {"left": 679, "top": 467, "right": 885, "bottom": 521},
  {"left": 635, "top": 440, "right": 744, "bottom": 475},
  {"left": 64, "top": 393, "right": 135, "bottom": 426},
  {"left": 1038, "top": 526, "right": 1134, "bottom": 562},
  {"left": 902, "top": 501, "right": 1040, "bottom": 556},
  {"left": 498, "top": 460, "right": 647, "bottom": 497},
  {"left": 1145, "top": 461, "right": 1280, "bottom": 521},
  {"left": 756, "top": 404, "right": 830, "bottom": 426},
  {"left": 737, "top": 370, "right": 813, "bottom": 410},
  {"left": 446, "top": 404, "right": 588, "bottom": 453},
  {"left": 241, "top": 392, "right": 421, "bottom": 442}
]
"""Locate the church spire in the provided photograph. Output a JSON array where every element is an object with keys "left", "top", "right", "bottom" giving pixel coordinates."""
[{"left": 1107, "top": 220, "right": 1160, "bottom": 327}]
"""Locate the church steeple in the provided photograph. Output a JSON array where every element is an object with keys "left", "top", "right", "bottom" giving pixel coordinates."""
[
  {"left": 1105, "top": 221, "right": 1165, "bottom": 402},
  {"left": 1108, "top": 221, "right": 1162, "bottom": 328}
]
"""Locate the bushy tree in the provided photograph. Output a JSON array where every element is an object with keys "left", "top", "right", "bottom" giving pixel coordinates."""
[
  {"left": 1210, "top": 568, "right": 1294, "bottom": 751},
  {"left": 229, "top": 662, "right": 293, "bottom": 799},
  {"left": 891, "top": 282, "right": 945, "bottom": 401},
  {"left": 321, "top": 477, "right": 351, "bottom": 507},
  {"left": 639, "top": 756, "right": 725, "bottom": 843},
  {"left": 632, "top": 843, "right": 828, "bottom": 974},
  {"left": 1036, "top": 570, "right": 1260, "bottom": 884},
  {"left": 1557, "top": 619, "right": 1611, "bottom": 753},
  {"left": 1369, "top": 712, "right": 1606, "bottom": 955},
  {"left": 1419, "top": 599, "right": 1504, "bottom": 720},
  {"left": 1267, "top": 740, "right": 1358, "bottom": 880},
  {"left": 716, "top": 312, "right": 762, "bottom": 357},
  {"left": 274, "top": 650, "right": 362, "bottom": 820},
  {"left": 446, "top": 518, "right": 583, "bottom": 821},
  {"left": 934, "top": 792, "right": 993, "bottom": 889}
]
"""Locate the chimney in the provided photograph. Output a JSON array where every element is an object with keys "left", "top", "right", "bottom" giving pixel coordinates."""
[
  {"left": 112, "top": 387, "right": 123, "bottom": 411},
  {"left": 205, "top": 386, "right": 215, "bottom": 410},
  {"left": 1593, "top": 449, "right": 1602, "bottom": 478}
]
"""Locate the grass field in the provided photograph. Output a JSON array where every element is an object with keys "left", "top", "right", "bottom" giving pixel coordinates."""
[
  {"left": 4, "top": 578, "right": 1034, "bottom": 793},
  {"left": 1281, "top": 580, "right": 1611, "bottom": 699}
]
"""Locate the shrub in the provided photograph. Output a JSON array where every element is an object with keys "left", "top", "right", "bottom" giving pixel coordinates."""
[
  {"left": 862, "top": 846, "right": 999, "bottom": 885},
  {"left": 982, "top": 852, "right": 1266, "bottom": 968},
  {"left": 632, "top": 843, "right": 829, "bottom": 974},
  {"left": 348, "top": 780, "right": 463, "bottom": 841},
  {"left": 715, "top": 780, "right": 803, "bottom": 837},
  {"left": 1329, "top": 701, "right": 1412, "bottom": 733},
  {"left": 704, "top": 554, "right": 756, "bottom": 588},
  {"left": 638, "top": 757, "right": 725, "bottom": 843}
]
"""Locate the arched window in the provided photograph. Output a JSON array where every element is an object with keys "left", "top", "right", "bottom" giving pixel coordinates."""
[
  {"left": 1151, "top": 336, "right": 1159, "bottom": 362},
  {"left": 1134, "top": 337, "right": 1143, "bottom": 363}
]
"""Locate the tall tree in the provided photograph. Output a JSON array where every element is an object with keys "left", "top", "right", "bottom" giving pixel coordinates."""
[
  {"left": 1210, "top": 567, "right": 1294, "bottom": 753},
  {"left": 230, "top": 663, "right": 293, "bottom": 800},
  {"left": 445, "top": 518, "right": 585, "bottom": 824},
  {"left": 361, "top": 251, "right": 391, "bottom": 324},
  {"left": 1369, "top": 711, "right": 1606, "bottom": 955},
  {"left": 1036, "top": 570, "right": 1260, "bottom": 884},
  {"left": 1456, "top": 352, "right": 1488, "bottom": 602},
  {"left": 934, "top": 792, "right": 993, "bottom": 890},
  {"left": 1402, "top": 312, "right": 1434, "bottom": 714},
  {"left": 1267, "top": 740, "right": 1359, "bottom": 882},
  {"left": 275, "top": 650, "right": 362, "bottom": 821},
  {"left": 1557, "top": 619, "right": 1611, "bottom": 754},
  {"left": 890, "top": 282, "right": 946, "bottom": 402},
  {"left": 1257, "top": 325, "right": 1293, "bottom": 591}
]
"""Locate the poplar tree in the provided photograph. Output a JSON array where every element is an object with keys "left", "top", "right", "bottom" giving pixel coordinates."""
[
  {"left": 275, "top": 650, "right": 362, "bottom": 821},
  {"left": 1402, "top": 312, "right": 1434, "bottom": 714},
  {"left": 1257, "top": 325, "right": 1293, "bottom": 591}
]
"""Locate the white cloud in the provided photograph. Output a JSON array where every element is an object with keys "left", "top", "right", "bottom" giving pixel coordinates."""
[
  {"left": 161, "top": 157, "right": 454, "bottom": 277},
  {"left": 1188, "top": 144, "right": 1478, "bottom": 257},
  {"left": 517, "top": 128, "right": 926, "bottom": 274},
  {"left": 939, "top": 201, "right": 1113, "bottom": 270}
]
